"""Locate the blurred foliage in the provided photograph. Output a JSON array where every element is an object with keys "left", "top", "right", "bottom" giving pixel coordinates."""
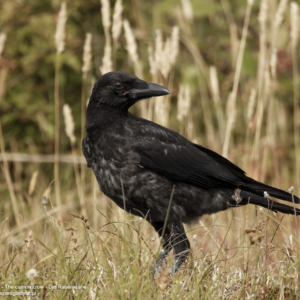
[{"left": 0, "top": 0, "right": 299, "bottom": 198}]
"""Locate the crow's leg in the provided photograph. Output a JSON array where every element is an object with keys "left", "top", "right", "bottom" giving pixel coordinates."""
[
  {"left": 151, "top": 221, "right": 173, "bottom": 276},
  {"left": 170, "top": 221, "right": 190, "bottom": 274}
]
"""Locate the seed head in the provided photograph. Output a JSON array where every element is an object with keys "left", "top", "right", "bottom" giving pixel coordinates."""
[
  {"left": 123, "top": 20, "right": 142, "bottom": 76},
  {"left": 154, "top": 29, "right": 163, "bottom": 73},
  {"left": 100, "top": 42, "right": 113, "bottom": 75},
  {"left": 232, "top": 188, "right": 242, "bottom": 204},
  {"left": 100, "top": 0, "right": 111, "bottom": 31},
  {"left": 112, "top": 0, "right": 123, "bottom": 42},
  {"left": 0, "top": 32, "right": 7, "bottom": 59},
  {"left": 41, "top": 196, "right": 48, "bottom": 206},
  {"left": 28, "top": 171, "right": 39, "bottom": 196},
  {"left": 82, "top": 33, "right": 92, "bottom": 75},
  {"left": 63, "top": 104, "right": 76, "bottom": 145},
  {"left": 169, "top": 26, "right": 179, "bottom": 65},
  {"left": 55, "top": 2, "right": 67, "bottom": 54},
  {"left": 148, "top": 45, "right": 156, "bottom": 76},
  {"left": 291, "top": 2, "right": 299, "bottom": 48},
  {"left": 161, "top": 38, "right": 171, "bottom": 79},
  {"left": 209, "top": 66, "right": 220, "bottom": 103},
  {"left": 181, "top": 0, "right": 193, "bottom": 21},
  {"left": 26, "top": 269, "right": 38, "bottom": 280}
]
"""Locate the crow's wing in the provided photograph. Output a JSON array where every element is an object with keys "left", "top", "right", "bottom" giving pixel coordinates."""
[
  {"left": 133, "top": 124, "right": 245, "bottom": 190},
  {"left": 133, "top": 123, "right": 299, "bottom": 203}
]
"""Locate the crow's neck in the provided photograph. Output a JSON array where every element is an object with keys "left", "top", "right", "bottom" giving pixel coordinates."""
[{"left": 85, "top": 103, "right": 127, "bottom": 131}]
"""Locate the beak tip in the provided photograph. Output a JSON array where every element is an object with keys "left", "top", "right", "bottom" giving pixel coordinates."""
[{"left": 147, "top": 82, "right": 170, "bottom": 97}]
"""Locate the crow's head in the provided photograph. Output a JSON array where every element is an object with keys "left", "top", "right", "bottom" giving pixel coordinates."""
[{"left": 87, "top": 71, "right": 169, "bottom": 115}]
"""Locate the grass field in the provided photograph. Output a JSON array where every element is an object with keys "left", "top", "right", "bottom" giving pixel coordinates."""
[{"left": 1, "top": 0, "right": 300, "bottom": 298}]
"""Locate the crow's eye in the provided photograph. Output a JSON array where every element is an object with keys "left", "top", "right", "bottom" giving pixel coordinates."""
[{"left": 112, "top": 82, "right": 123, "bottom": 90}]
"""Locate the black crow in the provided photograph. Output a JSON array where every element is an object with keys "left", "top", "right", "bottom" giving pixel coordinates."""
[{"left": 82, "top": 71, "right": 300, "bottom": 275}]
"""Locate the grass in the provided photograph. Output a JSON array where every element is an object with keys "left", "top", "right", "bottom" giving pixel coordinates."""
[
  {"left": 1, "top": 0, "right": 300, "bottom": 298},
  {"left": 1, "top": 200, "right": 300, "bottom": 299}
]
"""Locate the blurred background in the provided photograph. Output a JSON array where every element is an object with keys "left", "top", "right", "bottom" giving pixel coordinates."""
[{"left": 0, "top": 0, "right": 300, "bottom": 287}]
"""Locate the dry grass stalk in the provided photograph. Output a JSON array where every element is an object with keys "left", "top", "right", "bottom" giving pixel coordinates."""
[
  {"left": 270, "top": 0, "right": 289, "bottom": 78},
  {"left": 169, "top": 26, "right": 179, "bottom": 65},
  {"left": 28, "top": 171, "right": 39, "bottom": 196},
  {"left": 63, "top": 103, "right": 87, "bottom": 217},
  {"left": 291, "top": 1, "right": 300, "bottom": 196},
  {"left": 41, "top": 195, "right": 49, "bottom": 244},
  {"left": 123, "top": 19, "right": 146, "bottom": 118},
  {"left": 177, "top": 84, "right": 191, "bottom": 122},
  {"left": 209, "top": 66, "right": 220, "bottom": 104},
  {"left": 148, "top": 27, "right": 179, "bottom": 83},
  {"left": 81, "top": 33, "right": 92, "bottom": 225},
  {"left": 112, "top": 0, "right": 123, "bottom": 69},
  {"left": 291, "top": 2, "right": 299, "bottom": 48},
  {"left": 180, "top": 0, "right": 193, "bottom": 22},
  {"left": 100, "top": 0, "right": 113, "bottom": 75},
  {"left": 254, "top": 69, "right": 271, "bottom": 139},
  {"left": 100, "top": 0, "right": 111, "bottom": 31},
  {"left": 63, "top": 104, "right": 76, "bottom": 145},
  {"left": 55, "top": 2, "right": 67, "bottom": 54},
  {"left": 274, "top": 0, "right": 289, "bottom": 36},
  {"left": 221, "top": 0, "right": 239, "bottom": 67},
  {"left": 148, "top": 45, "right": 156, "bottom": 77},
  {"left": 225, "top": 92, "right": 236, "bottom": 128},
  {"left": 123, "top": 20, "right": 142, "bottom": 77},
  {"left": 209, "top": 66, "right": 225, "bottom": 139},
  {"left": 252, "top": 0, "right": 269, "bottom": 162},
  {"left": 112, "top": 0, "right": 123, "bottom": 42},
  {"left": 0, "top": 32, "right": 7, "bottom": 59},
  {"left": 161, "top": 38, "right": 171, "bottom": 79},
  {"left": 154, "top": 29, "right": 163, "bottom": 74},
  {"left": 252, "top": 0, "right": 289, "bottom": 172},
  {"left": 53, "top": 3, "right": 67, "bottom": 219},
  {"left": 0, "top": 67, "right": 7, "bottom": 99},
  {"left": 0, "top": 121, "right": 21, "bottom": 228},
  {"left": 159, "top": 27, "right": 179, "bottom": 79},
  {"left": 82, "top": 33, "right": 92, "bottom": 76},
  {"left": 147, "top": 45, "right": 157, "bottom": 121},
  {"left": 270, "top": 47, "right": 278, "bottom": 78},
  {"left": 100, "top": 40, "right": 113, "bottom": 75},
  {"left": 247, "top": 88, "right": 256, "bottom": 126},
  {"left": 257, "top": 0, "right": 268, "bottom": 88},
  {"left": 222, "top": 0, "right": 254, "bottom": 158},
  {"left": 258, "top": 0, "right": 268, "bottom": 33},
  {"left": 154, "top": 95, "right": 170, "bottom": 127}
]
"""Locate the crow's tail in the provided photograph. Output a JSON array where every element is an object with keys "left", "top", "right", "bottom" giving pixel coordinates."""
[
  {"left": 240, "top": 191, "right": 300, "bottom": 215},
  {"left": 243, "top": 180, "right": 300, "bottom": 204}
]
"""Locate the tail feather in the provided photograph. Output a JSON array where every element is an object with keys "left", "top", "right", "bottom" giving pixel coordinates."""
[
  {"left": 241, "top": 191, "right": 300, "bottom": 215},
  {"left": 244, "top": 180, "right": 300, "bottom": 204}
]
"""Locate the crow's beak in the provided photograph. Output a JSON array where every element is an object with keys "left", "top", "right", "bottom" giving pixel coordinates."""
[{"left": 129, "top": 82, "right": 170, "bottom": 100}]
